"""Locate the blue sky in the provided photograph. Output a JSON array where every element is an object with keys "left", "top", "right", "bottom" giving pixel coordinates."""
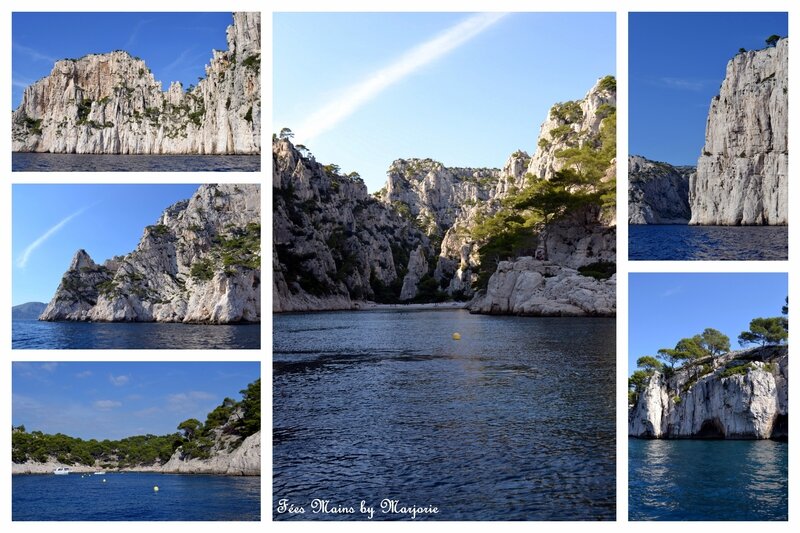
[
  {"left": 13, "top": 184, "right": 200, "bottom": 306},
  {"left": 12, "top": 362, "right": 260, "bottom": 440},
  {"left": 12, "top": 12, "right": 233, "bottom": 109},
  {"left": 630, "top": 12, "right": 788, "bottom": 165},
  {"left": 629, "top": 273, "right": 787, "bottom": 373},
  {"left": 273, "top": 12, "right": 615, "bottom": 192}
]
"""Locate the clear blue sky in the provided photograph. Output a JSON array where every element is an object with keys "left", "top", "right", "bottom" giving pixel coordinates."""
[
  {"left": 273, "top": 12, "right": 615, "bottom": 192},
  {"left": 630, "top": 12, "right": 788, "bottom": 165},
  {"left": 12, "top": 12, "right": 234, "bottom": 109},
  {"left": 629, "top": 273, "right": 787, "bottom": 373},
  {"left": 13, "top": 184, "right": 200, "bottom": 306},
  {"left": 12, "top": 362, "right": 260, "bottom": 440}
]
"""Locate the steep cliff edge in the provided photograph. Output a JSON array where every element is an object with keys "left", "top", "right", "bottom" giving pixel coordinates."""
[
  {"left": 273, "top": 77, "right": 615, "bottom": 313},
  {"left": 273, "top": 138, "right": 429, "bottom": 312},
  {"left": 629, "top": 346, "right": 787, "bottom": 439},
  {"left": 40, "top": 184, "right": 260, "bottom": 324},
  {"left": 12, "top": 12, "right": 260, "bottom": 155},
  {"left": 628, "top": 155, "right": 693, "bottom": 224},
  {"left": 690, "top": 39, "right": 787, "bottom": 225},
  {"left": 468, "top": 77, "right": 616, "bottom": 316},
  {"left": 381, "top": 77, "right": 616, "bottom": 303}
]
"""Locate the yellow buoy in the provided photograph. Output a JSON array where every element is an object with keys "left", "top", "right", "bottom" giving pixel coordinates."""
[
  {"left": 154, "top": 486, "right": 159, "bottom": 492},
  {"left": 452, "top": 332, "right": 461, "bottom": 340}
]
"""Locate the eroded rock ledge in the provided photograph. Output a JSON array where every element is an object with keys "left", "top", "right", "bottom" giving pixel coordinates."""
[
  {"left": 629, "top": 346, "right": 787, "bottom": 439},
  {"left": 468, "top": 256, "right": 615, "bottom": 317}
]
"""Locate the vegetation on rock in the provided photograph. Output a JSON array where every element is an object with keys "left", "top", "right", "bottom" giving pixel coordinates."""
[{"left": 12, "top": 379, "right": 260, "bottom": 467}]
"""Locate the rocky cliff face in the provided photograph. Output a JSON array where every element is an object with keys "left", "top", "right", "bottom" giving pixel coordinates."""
[
  {"left": 527, "top": 76, "right": 616, "bottom": 180},
  {"left": 274, "top": 76, "right": 616, "bottom": 312},
  {"left": 690, "top": 39, "right": 787, "bottom": 225},
  {"left": 628, "top": 155, "right": 693, "bottom": 224},
  {"left": 40, "top": 184, "right": 260, "bottom": 324},
  {"left": 273, "top": 138, "right": 429, "bottom": 311},
  {"left": 161, "top": 430, "right": 260, "bottom": 476},
  {"left": 629, "top": 346, "right": 788, "bottom": 439},
  {"left": 378, "top": 157, "right": 522, "bottom": 298},
  {"left": 12, "top": 12, "right": 260, "bottom": 155}
]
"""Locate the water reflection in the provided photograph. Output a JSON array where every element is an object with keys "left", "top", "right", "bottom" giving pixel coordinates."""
[{"left": 629, "top": 439, "right": 787, "bottom": 520}]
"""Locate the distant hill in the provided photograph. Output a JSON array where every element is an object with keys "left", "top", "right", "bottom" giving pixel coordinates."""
[{"left": 12, "top": 302, "right": 46, "bottom": 320}]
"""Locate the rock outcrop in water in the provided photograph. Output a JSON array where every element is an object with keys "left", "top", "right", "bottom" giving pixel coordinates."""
[
  {"left": 12, "top": 12, "right": 260, "bottom": 155},
  {"left": 40, "top": 184, "right": 260, "bottom": 324},
  {"left": 467, "top": 256, "right": 615, "bottom": 316},
  {"left": 690, "top": 39, "right": 787, "bottom": 225},
  {"left": 628, "top": 155, "right": 693, "bottom": 224},
  {"left": 629, "top": 346, "right": 787, "bottom": 439}
]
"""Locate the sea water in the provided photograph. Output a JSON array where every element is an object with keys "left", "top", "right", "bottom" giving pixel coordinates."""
[
  {"left": 12, "top": 153, "right": 260, "bottom": 172},
  {"left": 12, "top": 319, "right": 260, "bottom": 349},
  {"left": 12, "top": 472, "right": 260, "bottom": 521},
  {"left": 629, "top": 439, "right": 787, "bottom": 521},
  {"left": 629, "top": 225, "right": 788, "bottom": 260},
  {"left": 273, "top": 309, "right": 616, "bottom": 520}
]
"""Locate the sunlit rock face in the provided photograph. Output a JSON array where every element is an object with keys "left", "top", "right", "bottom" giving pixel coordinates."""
[
  {"left": 40, "top": 184, "right": 261, "bottom": 324},
  {"left": 12, "top": 12, "right": 260, "bottom": 155},
  {"left": 690, "top": 39, "right": 787, "bottom": 225},
  {"left": 629, "top": 346, "right": 788, "bottom": 439}
]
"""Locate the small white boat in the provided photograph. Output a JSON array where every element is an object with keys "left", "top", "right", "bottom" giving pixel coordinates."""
[
  {"left": 93, "top": 472, "right": 104, "bottom": 475},
  {"left": 53, "top": 467, "right": 70, "bottom": 475}
]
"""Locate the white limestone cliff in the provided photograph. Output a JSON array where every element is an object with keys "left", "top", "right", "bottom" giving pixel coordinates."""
[
  {"left": 690, "top": 39, "right": 787, "bottom": 225},
  {"left": 40, "top": 184, "right": 260, "bottom": 324},
  {"left": 467, "top": 257, "right": 615, "bottom": 317},
  {"left": 629, "top": 346, "right": 788, "bottom": 439},
  {"left": 12, "top": 12, "right": 260, "bottom": 155}
]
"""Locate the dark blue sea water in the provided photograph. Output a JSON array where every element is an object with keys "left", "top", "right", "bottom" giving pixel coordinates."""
[
  {"left": 629, "top": 225, "right": 788, "bottom": 260},
  {"left": 12, "top": 319, "right": 260, "bottom": 349},
  {"left": 12, "top": 472, "right": 259, "bottom": 521},
  {"left": 273, "top": 309, "right": 616, "bottom": 520},
  {"left": 629, "top": 439, "right": 788, "bottom": 521},
  {"left": 12, "top": 153, "right": 260, "bottom": 172}
]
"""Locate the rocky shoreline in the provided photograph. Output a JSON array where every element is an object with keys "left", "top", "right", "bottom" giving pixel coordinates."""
[{"left": 13, "top": 431, "right": 260, "bottom": 476}]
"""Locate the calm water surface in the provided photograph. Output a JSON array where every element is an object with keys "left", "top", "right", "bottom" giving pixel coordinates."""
[
  {"left": 273, "top": 309, "right": 616, "bottom": 520},
  {"left": 629, "top": 225, "right": 787, "bottom": 260},
  {"left": 629, "top": 439, "right": 787, "bottom": 521},
  {"left": 13, "top": 472, "right": 259, "bottom": 520},
  {"left": 13, "top": 319, "right": 260, "bottom": 349},
  {"left": 12, "top": 153, "right": 260, "bottom": 172}
]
